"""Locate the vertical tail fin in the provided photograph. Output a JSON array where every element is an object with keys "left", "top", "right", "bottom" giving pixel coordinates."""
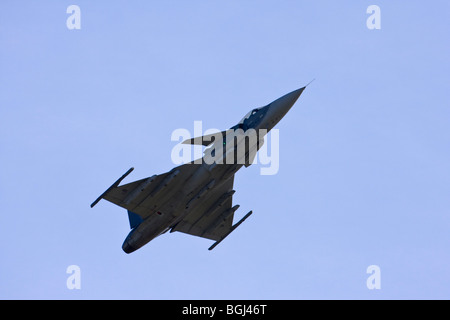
[{"left": 127, "top": 210, "right": 143, "bottom": 229}]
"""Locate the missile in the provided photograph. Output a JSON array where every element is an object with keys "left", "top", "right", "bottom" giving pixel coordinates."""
[
  {"left": 148, "top": 169, "right": 180, "bottom": 198},
  {"left": 90, "top": 167, "right": 134, "bottom": 208},
  {"left": 203, "top": 204, "right": 240, "bottom": 235},
  {"left": 176, "top": 190, "right": 235, "bottom": 233},
  {"left": 204, "top": 190, "right": 236, "bottom": 218},
  {"left": 208, "top": 210, "right": 253, "bottom": 250},
  {"left": 121, "top": 174, "right": 157, "bottom": 206},
  {"left": 185, "top": 179, "right": 216, "bottom": 209}
]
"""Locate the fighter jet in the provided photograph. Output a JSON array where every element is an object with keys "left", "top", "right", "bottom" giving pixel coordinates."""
[{"left": 91, "top": 86, "right": 308, "bottom": 253}]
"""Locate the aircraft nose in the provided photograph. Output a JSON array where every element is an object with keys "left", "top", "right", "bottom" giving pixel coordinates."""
[
  {"left": 265, "top": 87, "right": 305, "bottom": 130},
  {"left": 277, "top": 87, "right": 304, "bottom": 112}
]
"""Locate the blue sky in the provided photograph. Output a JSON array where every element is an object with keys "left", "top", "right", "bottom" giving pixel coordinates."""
[{"left": 1, "top": 1, "right": 449, "bottom": 299}]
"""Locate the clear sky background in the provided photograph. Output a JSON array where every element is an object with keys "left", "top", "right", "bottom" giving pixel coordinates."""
[{"left": 1, "top": 1, "right": 449, "bottom": 299}]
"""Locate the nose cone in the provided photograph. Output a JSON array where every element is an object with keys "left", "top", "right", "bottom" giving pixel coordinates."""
[
  {"left": 264, "top": 87, "right": 306, "bottom": 130},
  {"left": 277, "top": 87, "right": 305, "bottom": 109}
]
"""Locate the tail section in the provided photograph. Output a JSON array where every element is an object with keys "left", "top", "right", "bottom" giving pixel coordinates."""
[{"left": 127, "top": 210, "right": 143, "bottom": 229}]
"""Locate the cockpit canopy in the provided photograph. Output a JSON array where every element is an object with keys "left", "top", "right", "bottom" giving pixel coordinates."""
[{"left": 238, "top": 108, "right": 259, "bottom": 125}]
